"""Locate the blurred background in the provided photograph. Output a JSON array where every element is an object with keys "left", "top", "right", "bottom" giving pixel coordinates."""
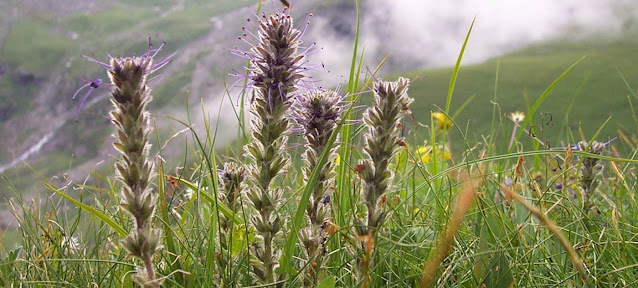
[{"left": 1, "top": 0, "right": 638, "bottom": 230}]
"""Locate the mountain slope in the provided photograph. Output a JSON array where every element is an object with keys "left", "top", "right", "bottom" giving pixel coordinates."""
[{"left": 400, "top": 35, "right": 638, "bottom": 150}]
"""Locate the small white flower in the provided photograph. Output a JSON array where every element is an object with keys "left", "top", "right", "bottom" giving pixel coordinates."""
[
  {"left": 509, "top": 111, "right": 525, "bottom": 123},
  {"left": 184, "top": 187, "right": 194, "bottom": 200},
  {"left": 183, "top": 181, "right": 199, "bottom": 200},
  {"left": 62, "top": 236, "right": 80, "bottom": 252}
]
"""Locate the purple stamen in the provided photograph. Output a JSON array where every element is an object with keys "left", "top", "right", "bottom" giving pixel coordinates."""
[
  {"left": 150, "top": 51, "right": 176, "bottom": 73},
  {"left": 73, "top": 79, "right": 102, "bottom": 121},
  {"left": 72, "top": 82, "right": 92, "bottom": 100},
  {"left": 82, "top": 55, "right": 110, "bottom": 70}
]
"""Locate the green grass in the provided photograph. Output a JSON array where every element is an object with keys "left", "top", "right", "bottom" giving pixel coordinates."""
[{"left": 3, "top": 2, "right": 638, "bottom": 287}]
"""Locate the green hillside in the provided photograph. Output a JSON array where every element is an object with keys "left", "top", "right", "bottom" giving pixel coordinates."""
[{"left": 400, "top": 35, "right": 638, "bottom": 152}]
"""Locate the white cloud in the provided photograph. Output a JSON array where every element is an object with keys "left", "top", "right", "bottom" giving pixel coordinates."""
[{"left": 307, "top": 0, "right": 638, "bottom": 85}]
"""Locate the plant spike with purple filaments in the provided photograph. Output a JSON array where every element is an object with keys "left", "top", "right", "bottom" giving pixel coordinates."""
[
  {"left": 355, "top": 77, "right": 412, "bottom": 287},
  {"left": 292, "top": 89, "right": 343, "bottom": 287},
  {"left": 228, "top": 12, "right": 316, "bottom": 89},
  {"left": 239, "top": 11, "right": 308, "bottom": 285},
  {"left": 577, "top": 140, "right": 606, "bottom": 213},
  {"left": 216, "top": 162, "right": 246, "bottom": 277},
  {"left": 76, "top": 38, "right": 174, "bottom": 287}
]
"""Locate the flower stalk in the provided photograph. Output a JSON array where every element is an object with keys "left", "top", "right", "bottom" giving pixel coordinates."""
[
  {"left": 355, "top": 77, "right": 412, "bottom": 287},
  {"left": 217, "top": 162, "right": 246, "bottom": 274},
  {"left": 292, "top": 89, "right": 342, "bottom": 286},
  {"left": 240, "top": 12, "right": 307, "bottom": 285},
  {"left": 577, "top": 140, "right": 605, "bottom": 212},
  {"left": 79, "top": 40, "right": 173, "bottom": 287}
]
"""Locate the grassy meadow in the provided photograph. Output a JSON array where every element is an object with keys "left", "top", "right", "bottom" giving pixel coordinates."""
[{"left": 2, "top": 1, "right": 638, "bottom": 287}]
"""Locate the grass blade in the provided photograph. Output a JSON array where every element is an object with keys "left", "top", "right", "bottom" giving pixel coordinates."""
[
  {"left": 445, "top": 17, "right": 475, "bottom": 114},
  {"left": 498, "top": 181, "right": 592, "bottom": 287},
  {"left": 514, "top": 56, "right": 586, "bottom": 143},
  {"left": 420, "top": 174, "right": 481, "bottom": 287},
  {"left": 42, "top": 180, "right": 127, "bottom": 237}
]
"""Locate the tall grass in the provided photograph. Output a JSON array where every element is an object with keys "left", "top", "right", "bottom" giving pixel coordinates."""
[{"left": 3, "top": 1, "right": 638, "bottom": 287}]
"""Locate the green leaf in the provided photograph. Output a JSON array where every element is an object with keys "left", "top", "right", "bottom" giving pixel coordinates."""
[
  {"left": 42, "top": 180, "right": 127, "bottom": 237},
  {"left": 112, "top": 142, "right": 127, "bottom": 153},
  {"left": 317, "top": 276, "right": 336, "bottom": 288},
  {"left": 231, "top": 224, "right": 252, "bottom": 256},
  {"left": 335, "top": 0, "right": 363, "bottom": 229},
  {"left": 481, "top": 252, "right": 514, "bottom": 288},
  {"left": 446, "top": 17, "right": 475, "bottom": 114},
  {"left": 156, "top": 168, "right": 184, "bottom": 285}
]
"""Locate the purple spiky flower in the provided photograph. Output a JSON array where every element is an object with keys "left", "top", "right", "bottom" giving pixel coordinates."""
[
  {"left": 74, "top": 38, "right": 174, "bottom": 287},
  {"left": 355, "top": 77, "right": 412, "bottom": 286},
  {"left": 236, "top": 11, "right": 309, "bottom": 285},
  {"left": 229, "top": 12, "right": 317, "bottom": 95},
  {"left": 292, "top": 89, "right": 343, "bottom": 286}
]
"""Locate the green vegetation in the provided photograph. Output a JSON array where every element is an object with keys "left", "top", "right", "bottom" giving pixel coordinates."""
[
  {"left": 2, "top": 1, "right": 638, "bottom": 287},
  {"left": 404, "top": 36, "right": 638, "bottom": 152}
]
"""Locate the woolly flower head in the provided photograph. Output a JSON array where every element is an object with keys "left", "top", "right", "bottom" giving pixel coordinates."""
[
  {"left": 233, "top": 12, "right": 313, "bottom": 108},
  {"left": 73, "top": 38, "right": 175, "bottom": 119},
  {"left": 84, "top": 39, "right": 174, "bottom": 86},
  {"left": 292, "top": 89, "right": 343, "bottom": 141},
  {"left": 218, "top": 162, "right": 246, "bottom": 204}
]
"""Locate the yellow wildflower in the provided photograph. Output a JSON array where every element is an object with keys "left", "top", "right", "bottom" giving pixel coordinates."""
[
  {"left": 432, "top": 112, "right": 453, "bottom": 131},
  {"left": 416, "top": 144, "right": 451, "bottom": 163}
]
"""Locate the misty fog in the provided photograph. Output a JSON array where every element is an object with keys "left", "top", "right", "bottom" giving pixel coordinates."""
[{"left": 308, "top": 0, "right": 638, "bottom": 85}]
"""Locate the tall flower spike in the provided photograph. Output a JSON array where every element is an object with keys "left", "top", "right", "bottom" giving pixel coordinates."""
[
  {"left": 577, "top": 140, "right": 605, "bottom": 212},
  {"left": 240, "top": 12, "right": 306, "bottom": 285},
  {"left": 356, "top": 77, "right": 412, "bottom": 287},
  {"left": 292, "top": 89, "right": 343, "bottom": 287},
  {"left": 78, "top": 39, "right": 173, "bottom": 287},
  {"left": 216, "top": 162, "right": 246, "bottom": 276}
]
